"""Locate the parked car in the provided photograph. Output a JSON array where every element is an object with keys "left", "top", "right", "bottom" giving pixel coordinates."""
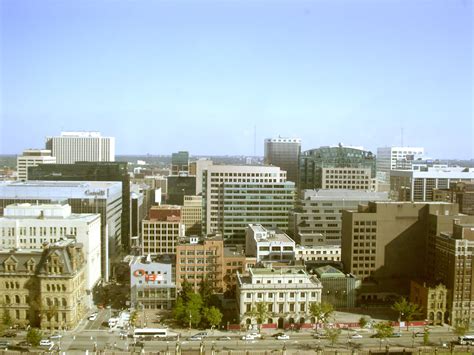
[
  {"left": 313, "top": 333, "right": 328, "bottom": 339},
  {"left": 188, "top": 335, "right": 203, "bottom": 341},
  {"left": 0, "top": 341, "right": 10, "bottom": 349},
  {"left": 40, "top": 339, "right": 53, "bottom": 346},
  {"left": 277, "top": 334, "right": 290, "bottom": 340},
  {"left": 351, "top": 334, "right": 363, "bottom": 339},
  {"left": 390, "top": 332, "right": 402, "bottom": 338},
  {"left": 241, "top": 334, "right": 256, "bottom": 341},
  {"left": 414, "top": 332, "right": 425, "bottom": 337},
  {"left": 273, "top": 332, "right": 286, "bottom": 338},
  {"left": 247, "top": 332, "right": 262, "bottom": 339},
  {"left": 194, "top": 332, "right": 208, "bottom": 337},
  {"left": 218, "top": 336, "right": 231, "bottom": 341},
  {"left": 88, "top": 313, "right": 98, "bottom": 321}
]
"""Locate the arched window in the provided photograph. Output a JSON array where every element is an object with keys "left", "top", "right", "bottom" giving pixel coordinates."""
[
  {"left": 5, "top": 295, "right": 10, "bottom": 304},
  {"left": 54, "top": 298, "right": 59, "bottom": 306},
  {"left": 62, "top": 298, "right": 67, "bottom": 307},
  {"left": 47, "top": 298, "right": 52, "bottom": 306},
  {"left": 51, "top": 284, "right": 55, "bottom": 292},
  {"left": 15, "top": 295, "right": 20, "bottom": 304},
  {"left": 47, "top": 284, "right": 50, "bottom": 292},
  {"left": 5, "top": 282, "right": 9, "bottom": 289},
  {"left": 15, "top": 282, "right": 19, "bottom": 289},
  {"left": 62, "top": 285, "right": 66, "bottom": 291}
]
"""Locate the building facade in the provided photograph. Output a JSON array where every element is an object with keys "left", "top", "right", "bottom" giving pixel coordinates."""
[
  {"left": 202, "top": 165, "right": 295, "bottom": 244},
  {"left": 16, "top": 149, "right": 56, "bottom": 181},
  {"left": 0, "top": 240, "right": 87, "bottom": 330},
  {"left": 236, "top": 267, "right": 323, "bottom": 329},
  {"left": 166, "top": 176, "right": 196, "bottom": 205},
  {"left": 223, "top": 246, "right": 256, "bottom": 294},
  {"left": 245, "top": 224, "right": 295, "bottom": 263},
  {"left": 264, "top": 137, "right": 301, "bottom": 185},
  {"left": 295, "top": 245, "right": 341, "bottom": 263},
  {"left": 171, "top": 151, "right": 189, "bottom": 175},
  {"left": 314, "top": 265, "right": 360, "bottom": 308},
  {"left": 182, "top": 196, "right": 202, "bottom": 235},
  {"left": 175, "top": 236, "right": 224, "bottom": 292},
  {"left": 410, "top": 281, "right": 447, "bottom": 326},
  {"left": 0, "top": 181, "right": 122, "bottom": 281},
  {"left": 45, "top": 131, "right": 115, "bottom": 164},
  {"left": 376, "top": 147, "right": 424, "bottom": 183}
]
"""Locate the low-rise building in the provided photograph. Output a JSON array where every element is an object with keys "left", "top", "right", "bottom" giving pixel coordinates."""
[
  {"left": 295, "top": 245, "right": 341, "bottom": 263},
  {"left": 236, "top": 266, "right": 322, "bottom": 329},
  {"left": 223, "top": 246, "right": 256, "bottom": 295},
  {"left": 245, "top": 224, "right": 295, "bottom": 263},
  {"left": 130, "top": 254, "right": 176, "bottom": 310},
  {"left": 313, "top": 265, "right": 359, "bottom": 309},
  {"left": 410, "top": 281, "right": 447, "bottom": 326},
  {"left": 0, "top": 240, "right": 87, "bottom": 330}
]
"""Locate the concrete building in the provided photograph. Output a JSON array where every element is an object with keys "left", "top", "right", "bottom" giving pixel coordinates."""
[
  {"left": 236, "top": 266, "right": 323, "bottom": 329},
  {"left": 376, "top": 147, "right": 425, "bottom": 183},
  {"left": 182, "top": 196, "right": 202, "bottom": 235},
  {"left": 202, "top": 165, "right": 295, "bottom": 244},
  {"left": 130, "top": 254, "right": 176, "bottom": 310},
  {"left": 175, "top": 235, "right": 224, "bottom": 292},
  {"left": 223, "top": 246, "right": 256, "bottom": 294},
  {"left": 28, "top": 161, "right": 131, "bottom": 252},
  {"left": 45, "top": 131, "right": 115, "bottom": 164},
  {"left": 434, "top": 222, "right": 474, "bottom": 326},
  {"left": 313, "top": 265, "right": 360, "bottom": 308},
  {"left": 264, "top": 137, "right": 301, "bottom": 185},
  {"left": 289, "top": 189, "right": 389, "bottom": 246},
  {"left": 141, "top": 206, "right": 185, "bottom": 255},
  {"left": 295, "top": 245, "right": 341, "bottom": 263},
  {"left": 410, "top": 281, "right": 447, "bottom": 326},
  {"left": 299, "top": 145, "right": 376, "bottom": 191},
  {"left": 0, "top": 203, "right": 101, "bottom": 306},
  {"left": 433, "top": 182, "right": 474, "bottom": 216},
  {"left": 16, "top": 149, "right": 56, "bottom": 181},
  {"left": 390, "top": 167, "right": 474, "bottom": 202},
  {"left": 0, "top": 180, "right": 122, "bottom": 281},
  {"left": 171, "top": 151, "right": 189, "bottom": 175},
  {"left": 245, "top": 224, "right": 295, "bottom": 263},
  {"left": 341, "top": 201, "right": 459, "bottom": 298},
  {"left": 189, "top": 159, "right": 213, "bottom": 195},
  {"left": 0, "top": 240, "right": 87, "bottom": 330}
]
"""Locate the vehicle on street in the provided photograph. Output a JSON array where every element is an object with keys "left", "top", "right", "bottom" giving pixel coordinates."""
[
  {"left": 390, "top": 332, "right": 402, "bottom": 338},
  {"left": 241, "top": 334, "right": 256, "bottom": 341},
  {"left": 2, "top": 331, "right": 16, "bottom": 337},
  {"left": 133, "top": 328, "right": 168, "bottom": 339},
  {"left": 17, "top": 341, "right": 32, "bottom": 347},
  {"left": 313, "top": 332, "right": 328, "bottom": 339},
  {"left": 194, "top": 331, "right": 208, "bottom": 337},
  {"left": 40, "top": 339, "right": 53, "bottom": 346},
  {"left": 49, "top": 333, "right": 62, "bottom": 339},
  {"left": 351, "top": 334, "right": 363, "bottom": 339},
  {"left": 247, "top": 332, "right": 262, "bottom": 339},
  {"left": 414, "top": 332, "right": 425, "bottom": 337},
  {"left": 188, "top": 335, "right": 203, "bottom": 341},
  {"left": 108, "top": 317, "right": 119, "bottom": 327},
  {"left": 88, "top": 313, "right": 98, "bottom": 321},
  {"left": 218, "top": 336, "right": 231, "bottom": 341},
  {"left": 0, "top": 341, "right": 10, "bottom": 349},
  {"left": 277, "top": 334, "right": 290, "bottom": 340},
  {"left": 458, "top": 335, "right": 474, "bottom": 345},
  {"left": 272, "top": 332, "right": 286, "bottom": 338}
]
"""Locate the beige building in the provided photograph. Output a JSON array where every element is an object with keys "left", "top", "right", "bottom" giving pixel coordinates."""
[
  {"left": 223, "top": 246, "right": 256, "bottom": 294},
  {"left": 182, "top": 195, "right": 202, "bottom": 235},
  {"left": 16, "top": 149, "right": 56, "bottom": 181},
  {"left": 176, "top": 236, "right": 224, "bottom": 292},
  {"left": 295, "top": 245, "right": 341, "bottom": 263},
  {"left": 0, "top": 240, "right": 87, "bottom": 330},
  {"left": 320, "top": 167, "right": 372, "bottom": 190},
  {"left": 410, "top": 281, "right": 447, "bottom": 326}
]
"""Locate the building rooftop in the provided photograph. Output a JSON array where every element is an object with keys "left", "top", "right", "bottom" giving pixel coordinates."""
[
  {"left": 1, "top": 203, "right": 99, "bottom": 222},
  {"left": 224, "top": 246, "right": 246, "bottom": 258},
  {"left": 247, "top": 224, "right": 295, "bottom": 244},
  {"left": 302, "top": 189, "right": 389, "bottom": 200}
]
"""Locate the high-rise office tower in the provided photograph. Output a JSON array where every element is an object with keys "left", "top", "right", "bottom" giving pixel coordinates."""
[
  {"left": 202, "top": 165, "right": 295, "bottom": 244},
  {"left": 264, "top": 137, "right": 301, "bottom": 184},
  {"left": 376, "top": 147, "right": 424, "bottom": 182},
  {"left": 299, "top": 145, "right": 376, "bottom": 190},
  {"left": 171, "top": 151, "right": 189, "bottom": 175},
  {"left": 45, "top": 131, "right": 115, "bottom": 164},
  {"left": 16, "top": 149, "right": 56, "bottom": 181}
]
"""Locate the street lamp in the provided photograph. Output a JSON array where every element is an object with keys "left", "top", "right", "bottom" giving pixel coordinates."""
[{"left": 189, "top": 313, "right": 192, "bottom": 330}]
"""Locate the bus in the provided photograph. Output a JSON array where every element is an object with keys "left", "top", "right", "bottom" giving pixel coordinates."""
[
  {"left": 458, "top": 335, "right": 474, "bottom": 345},
  {"left": 133, "top": 328, "right": 168, "bottom": 339}
]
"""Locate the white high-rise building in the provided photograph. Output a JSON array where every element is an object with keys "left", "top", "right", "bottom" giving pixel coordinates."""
[
  {"left": 0, "top": 203, "right": 101, "bottom": 307},
  {"left": 376, "top": 147, "right": 424, "bottom": 182},
  {"left": 16, "top": 149, "right": 56, "bottom": 181},
  {"left": 45, "top": 131, "right": 115, "bottom": 164}
]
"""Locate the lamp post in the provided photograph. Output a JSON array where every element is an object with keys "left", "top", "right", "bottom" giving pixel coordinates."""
[
  {"left": 399, "top": 312, "right": 404, "bottom": 333},
  {"left": 189, "top": 313, "right": 192, "bottom": 330}
]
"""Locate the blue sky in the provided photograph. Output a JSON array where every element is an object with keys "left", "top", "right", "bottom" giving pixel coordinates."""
[{"left": 1, "top": 0, "right": 472, "bottom": 158}]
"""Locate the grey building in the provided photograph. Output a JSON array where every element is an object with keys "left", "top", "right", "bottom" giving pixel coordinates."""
[
  {"left": 0, "top": 181, "right": 122, "bottom": 281},
  {"left": 289, "top": 189, "right": 389, "bottom": 246},
  {"left": 264, "top": 137, "right": 301, "bottom": 185},
  {"left": 313, "top": 265, "right": 360, "bottom": 309}
]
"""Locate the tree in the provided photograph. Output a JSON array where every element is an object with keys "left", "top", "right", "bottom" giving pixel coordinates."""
[
  {"left": 373, "top": 321, "right": 394, "bottom": 350},
  {"left": 26, "top": 328, "right": 42, "bottom": 346},
  {"left": 2, "top": 308, "right": 12, "bottom": 327},
  {"left": 453, "top": 323, "right": 469, "bottom": 337},
  {"left": 203, "top": 307, "right": 223, "bottom": 330},
  {"left": 391, "top": 297, "right": 422, "bottom": 330},
  {"left": 358, "top": 316, "right": 369, "bottom": 329},
  {"left": 248, "top": 302, "right": 270, "bottom": 333},
  {"left": 325, "top": 327, "right": 341, "bottom": 347},
  {"left": 309, "top": 302, "right": 334, "bottom": 330},
  {"left": 187, "top": 293, "right": 203, "bottom": 328},
  {"left": 179, "top": 279, "right": 193, "bottom": 304},
  {"left": 423, "top": 327, "right": 430, "bottom": 346}
]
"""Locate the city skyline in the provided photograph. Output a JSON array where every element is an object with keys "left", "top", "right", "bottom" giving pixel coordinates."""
[{"left": 1, "top": 0, "right": 472, "bottom": 159}]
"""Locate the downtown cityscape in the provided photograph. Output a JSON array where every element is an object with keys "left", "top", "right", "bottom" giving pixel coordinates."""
[{"left": 0, "top": 1, "right": 473, "bottom": 354}]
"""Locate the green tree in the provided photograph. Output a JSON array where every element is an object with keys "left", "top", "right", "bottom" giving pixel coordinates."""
[
  {"left": 391, "top": 297, "right": 422, "bottom": 330},
  {"left": 179, "top": 279, "right": 193, "bottom": 304},
  {"left": 373, "top": 321, "right": 394, "bottom": 350},
  {"left": 453, "top": 323, "right": 469, "bottom": 337},
  {"left": 358, "top": 316, "right": 369, "bottom": 329},
  {"left": 325, "top": 327, "right": 341, "bottom": 347},
  {"left": 248, "top": 302, "right": 270, "bottom": 333},
  {"left": 309, "top": 302, "right": 334, "bottom": 330},
  {"left": 26, "top": 328, "right": 42, "bottom": 346},
  {"left": 2, "top": 308, "right": 12, "bottom": 327},
  {"left": 423, "top": 327, "right": 430, "bottom": 346},
  {"left": 173, "top": 298, "right": 186, "bottom": 324},
  {"left": 187, "top": 293, "right": 203, "bottom": 328},
  {"left": 203, "top": 306, "right": 223, "bottom": 330}
]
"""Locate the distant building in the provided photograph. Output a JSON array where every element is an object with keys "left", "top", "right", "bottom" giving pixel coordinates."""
[
  {"left": 28, "top": 161, "right": 131, "bottom": 251},
  {"left": 0, "top": 180, "right": 122, "bottom": 281},
  {"left": 130, "top": 254, "right": 176, "bottom": 310},
  {"left": 433, "top": 182, "right": 474, "bottom": 216},
  {"left": 313, "top": 265, "right": 360, "bottom": 308},
  {"left": 264, "top": 137, "right": 301, "bottom": 185},
  {"left": 236, "top": 266, "right": 323, "bottom": 329},
  {"left": 245, "top": 224, "right": 295, "bottom": 263},
  {"left": 390, "top": 167, "right": 474, "bottom": 202},
  {"left": 289, "top": 189, "right": 389, "bottom": 246},
  {"left": 175, "top": 236, "right": 224, "bottom": 292},
  {"left": 410, "top": 281, "right": 447, "bottom": 326},
  {"left": 16, "top": 149, "right": 56, "bottom": 181},
  {"left": 45, "top": 131, "right": 115, "bottom": 164},
  {"left": 299, "top": 145, "right": 376, "bottom": 190},
  {"left": 182, "top": 196, "right": 202, "bottom": 235},
  {"left": 202, "top": 165, "right": 295, "bottom": 244},
  {"left": 0, "top": 203, "right": 101, "bottom": 306},
  {"left": 166, "top": 175, "right": 196, "bottom": 205},
  {"left": 171, "top": 151, "right": 189, "bottom": 175},
  {"left": 376, "top": 147, "right": 425, "bottom": 183},
  {"left": 0, "top": 240, "right": 87, "bottom": 330}
]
